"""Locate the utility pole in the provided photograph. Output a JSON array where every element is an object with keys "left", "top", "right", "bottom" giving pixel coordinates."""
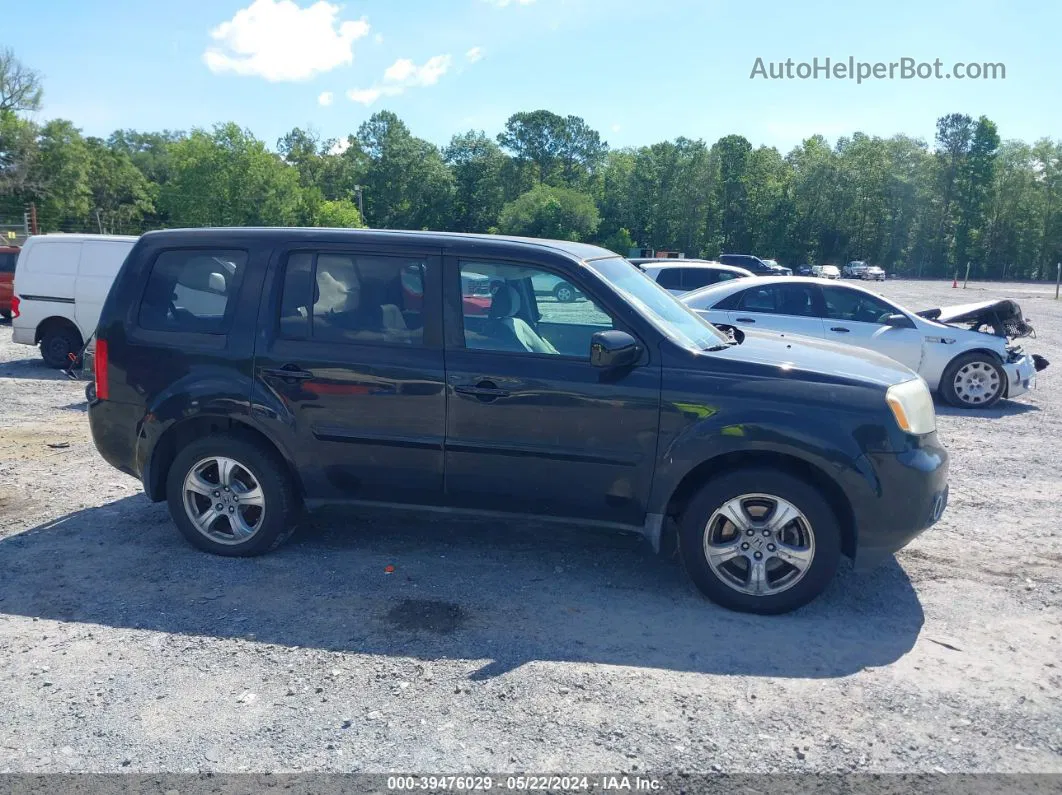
[
  {"left": 1055, "top": 262, "right": 1060, "bottom": 300},
  {"left": 963, "top": 261, "right": 972, "bottom": 289},
  {"left": 95, "top": 210, "right": 104, "bottom": 235},
  {"left": 29, "top": 203, "right": 39, "bottom": 235},
  {"left": 353, "top": 185, "right": 365, "bottom": 223}
]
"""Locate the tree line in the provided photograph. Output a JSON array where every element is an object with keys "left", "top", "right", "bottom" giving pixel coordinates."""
[{"left": 1, "top": 48, "right": 1060, "bottom": 279}]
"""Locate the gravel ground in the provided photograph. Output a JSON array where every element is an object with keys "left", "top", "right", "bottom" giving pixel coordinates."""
[{"left": 0, "top": 278, "right": 1059, "bottom": 775}]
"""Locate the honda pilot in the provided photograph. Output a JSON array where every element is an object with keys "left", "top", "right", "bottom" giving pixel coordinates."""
[{"left": 88, "top": 228, "right": 949, "bottom": 614}]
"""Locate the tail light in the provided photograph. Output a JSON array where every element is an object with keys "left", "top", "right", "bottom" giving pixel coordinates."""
[
  {"left": 94, "top": 339, "right": 109, "bottom": 401},
  {"left": 11, "top": 296, "right": 19, "bottom": 319}
]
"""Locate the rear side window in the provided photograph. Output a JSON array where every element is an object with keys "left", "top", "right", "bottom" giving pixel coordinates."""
[
  {"left": 655, "top": 268, "right": 684, "bottom": 290},
  {"left": 278, "top": 251, "right": 425, "bottom": 346},
  {"left": 138, "top": 249, "right": 247, "bottom": 333},
  {"left": 0, "top": 252, "right": 16, "bottom": 273},
  {"left": 683, "top": 269, "right": 720, "bottom": 290}
]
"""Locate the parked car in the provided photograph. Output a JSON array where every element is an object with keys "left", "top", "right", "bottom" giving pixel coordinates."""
[
  {"left": 761, "top": 259, "right": 793, "bottom": 276},
  {"left": 11, "top": 234, "right": 138, "bottom": 367},
  {"left": 862, "top": 266, "right": 886, "bottom": 281},
  {"left": 531, "top": 272, "right": 581, "bottom": 303},
  {"left": 0, "top": 245, "right": 18, "bottom": 320},
  {"left": 629, "top": 259, "right": 753, "bottom": 295},
  {"left": 811, "top": 265, "right": 841, "bottom": 279},
  {"left": 795, "top": 264, "right": 814, "bottom": 276},
  {"left": 88, "top": 228, "right": 949, "bottom": 615},
  {"left": 843, "top": 261, "right": 869, "bottom": 278},
  {"left": 681, "top": 276, "right": 1048, "bottom": 409},
  {"left": 718, "top": 254, "right": 789, "bottom": 277}
]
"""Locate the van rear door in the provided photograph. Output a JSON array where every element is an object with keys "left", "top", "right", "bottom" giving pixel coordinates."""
[{"left": 76, "top": 241, "right": 135, "bottom": 344}]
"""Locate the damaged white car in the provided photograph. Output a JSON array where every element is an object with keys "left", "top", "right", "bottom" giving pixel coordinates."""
[{"left": 681, "top": 277, "right": 1050, "bottom": 409}]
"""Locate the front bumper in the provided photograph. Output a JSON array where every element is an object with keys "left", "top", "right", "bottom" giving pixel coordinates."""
[
  {"left": 851, "top": 438, "right": 950, "bottom": 571},
  {"left": 1005, "top": 353, "right": 1040, "bottom": 398}
]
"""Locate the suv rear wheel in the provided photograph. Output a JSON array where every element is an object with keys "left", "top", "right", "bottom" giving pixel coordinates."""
[
  {"left": 166, "top": 434, "right": 299, "bottom": 556},
  {"left": 679, "top": 468, "right": 841, "bottom": 614}
]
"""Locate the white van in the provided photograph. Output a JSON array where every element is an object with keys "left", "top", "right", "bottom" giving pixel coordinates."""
[{"left": 12, "top": 234, "right": 138, "bottom": 367}]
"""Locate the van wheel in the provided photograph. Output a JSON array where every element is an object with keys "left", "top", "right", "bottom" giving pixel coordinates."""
[
  {"left": 940, "top": 352, "right": 1005, "bottom": 409},
  {"left": 40, "top": 325, "right": 82, "bottom": 369},
  {"left": 166, "top": 434, "right": 299, "bottom": 557},
  {"left": 679, "top": 468, "right": 841, "bottom": 614}
]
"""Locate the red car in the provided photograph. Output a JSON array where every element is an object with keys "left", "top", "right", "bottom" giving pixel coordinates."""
[{"left": 0, "top": 246, "right": 19, "bottom": 320}]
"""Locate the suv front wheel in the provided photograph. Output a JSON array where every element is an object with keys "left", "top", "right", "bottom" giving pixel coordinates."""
[
  {"left": 166, "top": 434, "right": 299, "bottom": 556},
  {"left": 679, "top": 468, "right": 841, "bottom": 614}
]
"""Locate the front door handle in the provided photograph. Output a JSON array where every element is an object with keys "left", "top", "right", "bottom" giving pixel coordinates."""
[
  {"left": 735, "top": 317, "right": 756, "bottom": 323},
  {"left": 262, "top": 365, "right": 314, "bottom": 381},
  {"left": 829, "top": 326, "right": 851, "bottom": 333},
  {"left": 454, "top": 381, "right": 510, "bottom": 401}
]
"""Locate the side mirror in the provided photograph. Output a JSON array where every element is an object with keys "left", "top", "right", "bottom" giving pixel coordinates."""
[
  {"left": 590, "top": 330, "right": 642, "bottom": 369},
  {"left": 883, "top": 313, "right": 912, "bottom": 328}
]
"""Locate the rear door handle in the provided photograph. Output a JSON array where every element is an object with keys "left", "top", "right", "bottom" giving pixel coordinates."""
[
  {"left": 829, "top": 326, "right": 851, "bottom": 333},
  {"left": 735, "top": 317, "right": 756, "bottom": 323},
  {"left": 261, "top": 365, "right": 314, "bottom": 381},
  {"left": 454, "top": 381, "right": 510, "bottom": 401}
]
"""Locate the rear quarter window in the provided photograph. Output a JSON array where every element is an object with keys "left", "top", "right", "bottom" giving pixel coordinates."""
[
  {"left": 138, "top": 249, "right": 248, "bottom": 333},
  {"left": 0, "top": 252, "right": 16, "bottom": 273}
]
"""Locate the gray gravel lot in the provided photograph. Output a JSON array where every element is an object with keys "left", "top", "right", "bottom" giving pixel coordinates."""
[{"left": 0, "top": 278, "right": 1059, "bottom": 774}]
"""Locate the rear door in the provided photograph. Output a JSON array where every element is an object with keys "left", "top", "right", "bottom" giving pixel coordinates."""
[
  {"left": 820, "top": 285, "right": 924, "bottom": 370},
  {"left": 253, "top": 243, "right": 446, "bottom": 503},
  {"left": 75, "top": 241, "right": 134, "bottom": 342},
  {"left": 725, "top": 282, "right": 826, "bottom": 339},
  {"left": 442, "top": 255, "right": 660, "bottom": 525}
]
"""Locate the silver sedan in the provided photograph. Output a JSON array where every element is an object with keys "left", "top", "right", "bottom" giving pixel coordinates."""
[{"left": 681, "top": 276, "right": 1045, "bottom": 409}]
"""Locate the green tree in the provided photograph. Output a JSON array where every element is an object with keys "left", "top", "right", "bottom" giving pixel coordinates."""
[
  {"left": 497, "top": 184, "right": 600, "bottom": 241},
  {"left": 444, "top": 130, "right": 507, "bottom": 232},
  {"left": 33, "top": 119, "right": 93, "bottom": 230},
  {"left": 357, "top": 111, "right": 453, "bottom": 229},
  {"left": 498, "top": 111, "right": 606, "bottom": 189},
  {"left": 313, "top": 198, "right": 365, "bottom": 228},
  {"left": 0, "top": 48, "right": 43, "bottom": 114},
  {"left": 159, "top": 123, "right": 304, "bottom": 227}
]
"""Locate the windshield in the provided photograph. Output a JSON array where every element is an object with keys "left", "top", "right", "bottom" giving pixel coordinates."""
[{"left": 592, "top": 257, "right": 730, "bottom": 349}]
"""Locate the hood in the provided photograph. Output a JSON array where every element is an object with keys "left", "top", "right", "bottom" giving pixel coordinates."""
[
  {"left": 703, "top": 329, "right": 918, "bottom": 389},
  {"left": 917, "top": 298, "right": 1033, "bottom": 338}
]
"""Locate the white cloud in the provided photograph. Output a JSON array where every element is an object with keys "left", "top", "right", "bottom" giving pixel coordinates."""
[
  {"left": 374, "top": 33, "right": 384, "bottom": 44},
  {"left": 203, "top": 0, "right": 370, "bottom": 82},
  {"left": 347, "top": 54, "right": 454, "bottom": 105},
  {"left": 482, "top": 0, "right": 536, "bottom": 6},
  {"left": 466, "top": 46, "right": 484, "bottom": 63},
  {"left": 347, "top": 87, "right": 384, "bottom": 105},
  {"left": 318, "top": 91, "right": 334, "bottom": 106},
  {"left": 611, "top": 123, "right": 621, "bottom": 133},
  {"left": 329, "top": 138, "right": 352, "bottom": 155}
]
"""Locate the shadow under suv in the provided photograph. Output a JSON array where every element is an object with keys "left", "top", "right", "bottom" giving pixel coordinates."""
[{"left": 88, "top": 228, "right": 948, "bottom": 614}]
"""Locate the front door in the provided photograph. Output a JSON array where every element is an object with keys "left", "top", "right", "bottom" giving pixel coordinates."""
[
  {"left": 253, "top": 245, "right": 446, "bottom": 504},
  {"left": 820, "top": 285, "right": 925, "bottom": 371},
  {"left": 442, "top": 256, "right": 661, "bottom": 526}
]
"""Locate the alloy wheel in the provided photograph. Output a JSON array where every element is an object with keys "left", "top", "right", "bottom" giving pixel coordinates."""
[
  {"left": 702, "top": 493, "right": 816, "bottom": 596},
  {"left": 182, "top": 456, "right": 267, "bottom": 544},
  {"left": 953, "top": 361, "right": 1001, "bottom": 406}
]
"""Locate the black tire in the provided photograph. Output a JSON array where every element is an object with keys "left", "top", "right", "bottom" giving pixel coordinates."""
[
  {"left": 553, "top": 282, "right": 577, "bottom": 303},
  {"left": 40, "top": 324, "right": 82, "bottom": 369},
  {"left": 940, "top": 352, "right": 1005, "bottom": 409},
  {"left": 679, "top": 467, "right": 842, "bottom": 614},
  {"left": 166, "top": 434, "right": 299, "bottom": 557}
]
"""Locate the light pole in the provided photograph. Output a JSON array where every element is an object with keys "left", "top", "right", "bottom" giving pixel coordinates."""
[{"left": 353, "top": 185, "right": 365, "bottom": 223}]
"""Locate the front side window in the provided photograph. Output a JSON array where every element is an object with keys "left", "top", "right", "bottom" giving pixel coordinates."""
[
  {"left": 278, "top": 251, "right": 425, "bottom": 346},
  {"left": 139, "top": 249, "right": 247, "bottom": 333},
  {"left": 821, "top": 286, "right": 897, "bottom": 325},
  {"left": 457, "top": 260, "right": 614, "bottom": 358}
]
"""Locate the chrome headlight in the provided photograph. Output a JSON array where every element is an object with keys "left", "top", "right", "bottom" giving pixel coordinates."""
[{"left": 886, "top": 378, "right": 936, "bottom": 435}]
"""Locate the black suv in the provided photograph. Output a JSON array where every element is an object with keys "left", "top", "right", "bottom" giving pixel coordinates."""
[
  {"left": 718, "top": 254, "right": 787, "bottom": 276},
  {"left": 88, "top": 228, "right": 948, "bottom": 614}
]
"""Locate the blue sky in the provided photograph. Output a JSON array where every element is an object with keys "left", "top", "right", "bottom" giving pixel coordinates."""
[{"left": 7, "top": 0, "right": 1061, "bottom": 153}]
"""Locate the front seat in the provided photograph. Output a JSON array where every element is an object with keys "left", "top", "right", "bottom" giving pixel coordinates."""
[{"left": 488, "top": 285, "right": 558, "bottom": 354}]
